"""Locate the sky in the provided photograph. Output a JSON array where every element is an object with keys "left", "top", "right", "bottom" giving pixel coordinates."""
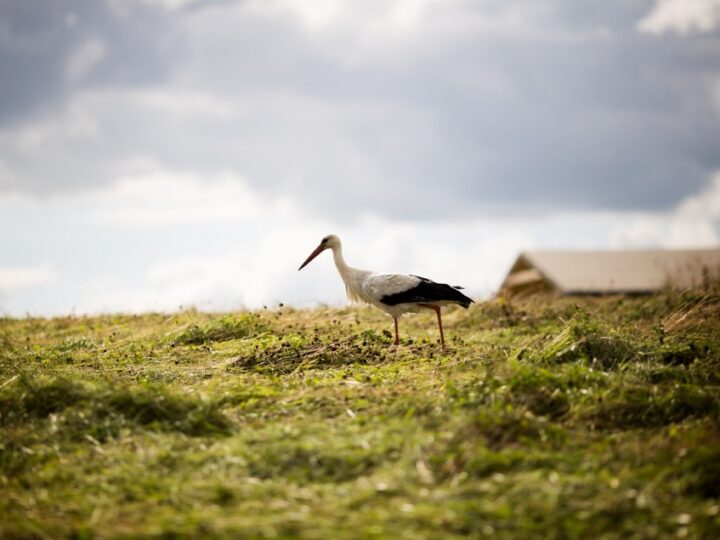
[{"left": 1, "top": 0, "right": 719, "bottom": 316}]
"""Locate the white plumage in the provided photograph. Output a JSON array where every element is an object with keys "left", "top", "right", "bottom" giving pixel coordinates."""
[{"left": 298, "top": 234, "right": 473, "bottom": 348}]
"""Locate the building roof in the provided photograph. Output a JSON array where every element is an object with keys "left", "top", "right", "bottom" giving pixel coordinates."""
[{"left": 500, "top": 248, "right": 720, "bottom": 296}]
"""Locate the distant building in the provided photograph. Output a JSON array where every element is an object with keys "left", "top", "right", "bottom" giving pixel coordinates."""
[{"left": 500, "top": 248, "right": 720, "bottom": 296}]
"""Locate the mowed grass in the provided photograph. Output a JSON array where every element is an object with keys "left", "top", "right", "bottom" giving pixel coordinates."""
[{"left": 1, "top": 292, "right": 719, "bottom": 539}]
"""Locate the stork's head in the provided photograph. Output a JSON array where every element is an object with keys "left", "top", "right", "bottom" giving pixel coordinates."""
[{"left": 298, "top": 234, "right": 340, "bottom": 270}]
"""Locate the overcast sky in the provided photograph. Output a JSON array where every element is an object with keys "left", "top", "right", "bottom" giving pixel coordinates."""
[{"left": 1, "top": 0, "right": 719, "bottom": 315}]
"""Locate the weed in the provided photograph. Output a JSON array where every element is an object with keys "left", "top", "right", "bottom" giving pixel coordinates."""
[
  {"left": 229, "top": 333, "right": 395, "bottom": 374},
  {"left": 536, "top": 310, "right": 637, "bottom": 369},
  {"left": 1, "top": 293, "right": 719, "bottom": 538},
  {"left": 0, "top": 375, "right": 87, "bottom": 425},
  {"left": 586, "top": 384, "right": 720, "bottom": 429},
  {"left": 172, "top": 314, "right": 267, "bottom": 345},
  {"left": 0, "top": 375, "right": 231, "bottom": 437}
]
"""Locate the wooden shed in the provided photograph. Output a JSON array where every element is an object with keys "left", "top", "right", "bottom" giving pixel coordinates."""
[{"left": 500, "top": 248, "right": 720, "bottom": 296}]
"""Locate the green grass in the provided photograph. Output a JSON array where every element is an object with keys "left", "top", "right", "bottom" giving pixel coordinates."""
[{"left": 1, "top": 292, "right": 719, "bottom": 539}]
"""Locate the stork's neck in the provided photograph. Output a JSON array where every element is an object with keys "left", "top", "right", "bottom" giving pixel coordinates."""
[
  {"left": 329, "top": 242, "right": 372, "bottom": 305},
  {"left": 331, "top": 244, "right": 367, "bottom": 282},
  {"left": 331, "top": 244, "right": 351, "bottom": 277}
]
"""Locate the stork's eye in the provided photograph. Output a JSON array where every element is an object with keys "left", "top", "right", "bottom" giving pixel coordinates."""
[{"left": 321, "top": 237, "right": 329, "bottom": 244}]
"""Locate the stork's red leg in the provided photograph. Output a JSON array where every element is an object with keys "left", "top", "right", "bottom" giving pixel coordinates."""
[
  {"left": 433, "top": 307, "right": 445, "bottom": 349},
  {"left": 418, "top": 304, "right": 446, "bottom": 349},
  {"left": 393, "top": 317, "right": 400, "bottom": 346}
]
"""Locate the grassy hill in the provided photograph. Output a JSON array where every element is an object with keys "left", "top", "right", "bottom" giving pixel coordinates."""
[{"left": 1, "top": 291, "right": 719, "bottom": 539}]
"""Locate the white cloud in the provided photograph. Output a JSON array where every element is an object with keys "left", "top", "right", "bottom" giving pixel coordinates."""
[
  {"left": 79, "top": 255, "right": 248, "bottom": 313},
  {"left": 107, "top": 0, "right": 194, "bottom": 16},
  {"left": 610, "top": 172, "right": 720, "bottom": 247},
  {"left": 247, "top": 0, "right": 439, "bottom": 33},
  {"left": 251, "top": 0, "right": 344, "bottom": 30},
  {"left": 638, "top": 0, "right": 720, "bottom": 35},
  {"left": 0, "top": 159, "right": 17, "bottom": 189},
  {"left": 124, "top": 89, "right": 234, "bottom": 117},
  {"left": 82, "top": 170, "right": 290, "bottom": 226},
  {"left": 67, "top": 37, "right": 106, "bottom": 82},
  {"left": 137, "top": 0, "right": 195, "bottom": 9},
  {"left": 0, "top": 96, "right": 99, "bottom": 153},
  {"left": 0, "top": 168, "right": 284, "bottom": 225},
  {"left": 0, "top": 265, "right": 57, "bottom": 292},
  {"left": 676, "top": 172, "right": 720, "bottom": 218},
  {"left": 0, "top": 88, "right": 232, "bottom": 155},
  {"left": 245, "top": 0, "right": 547, "bottom": 48}
]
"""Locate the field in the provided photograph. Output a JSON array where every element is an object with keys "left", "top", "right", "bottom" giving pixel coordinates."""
[{"left": 1, "top": 291, "right": 719, "bottom": 539}]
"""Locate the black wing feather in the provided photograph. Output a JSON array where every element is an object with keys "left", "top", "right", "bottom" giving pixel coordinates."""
[{"left": 380, "top": 275, "right": 474, "bottom": 308}]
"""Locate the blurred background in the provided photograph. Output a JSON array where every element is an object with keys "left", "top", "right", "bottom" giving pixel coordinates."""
[{"left": 1, "top": 0, "right": 719, "bottom": 315}]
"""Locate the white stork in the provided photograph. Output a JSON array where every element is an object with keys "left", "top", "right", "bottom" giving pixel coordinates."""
[{"left": 298, "top": 234, "right": 473, "bottom": 349}]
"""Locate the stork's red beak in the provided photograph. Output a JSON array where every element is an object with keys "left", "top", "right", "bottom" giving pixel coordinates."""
[{"left": 298, "top": 243, "right": 325, "bottom": 270}]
